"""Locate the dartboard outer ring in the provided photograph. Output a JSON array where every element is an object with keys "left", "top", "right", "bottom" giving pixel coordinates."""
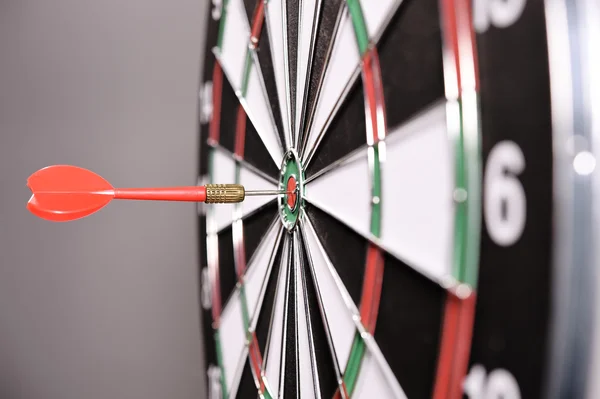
[{"left": 195, "top": 1, "right": 600, "bottom": 398}]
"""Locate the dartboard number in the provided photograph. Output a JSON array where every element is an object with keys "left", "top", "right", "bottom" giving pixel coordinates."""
[
  {"left": 199, "top": 81, "right": 213, "bottom": 125},
  {"left": 484, "top": 141, "right": 526, "bottom": 246},
  {"left": 211, "top": 0, "right": 222, "bottom": 20},
  {"left": 207, "top": 365, "right": 222, "bottom": 399},
  {"left": 463, "top": 364, "right": 522, "bottom": 399},
  {"left": 473, "top": 0, "right": 527, "bottom": 33},
  {"left": 201, "top": 266, "right": 212, "bottom": 309}
]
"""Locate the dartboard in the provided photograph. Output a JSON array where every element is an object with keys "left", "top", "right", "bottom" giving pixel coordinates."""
[{"left": 196, "top": 0, "right": 598, "bottom": 398}]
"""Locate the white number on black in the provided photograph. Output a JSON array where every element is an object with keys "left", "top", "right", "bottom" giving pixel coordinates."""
[
  {"left": 201, "top": 266, "right": 212, "bottom": 309},
  {"left": 211, "top": 0, "right": 222, "bottom": 20},
  {"left": 464, "top": 364, "right": 521, "bottom": 399},
  {"left": 484, "top": 140, "right": 526, "bottom": 246},
  {"left": 474, "top": 0, "right": 527, "bottom": 33},
  {"left": 199, "top": 81, "right": 213, "bottom": 125},
  {"left": 207, "top": 365, "right": 222, "bottom": 399}
]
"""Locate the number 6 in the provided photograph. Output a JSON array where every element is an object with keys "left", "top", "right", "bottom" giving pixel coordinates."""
[{"left": 484, "top": 141, "right": 526, "bottom": 246}]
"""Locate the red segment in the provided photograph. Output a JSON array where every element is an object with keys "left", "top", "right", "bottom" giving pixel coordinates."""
[
  {"left": 433, "top": 290, "right": 477, "bottom": 399},
  {"left": 286, "top": 176, "right": 297, "bottom": 209},
  {"left": 209, "top": 63, "right": 223, "bottom": 143},
  {"left": 441, "top": 0, "right": 461, "bottom": 93},
  {"left": 250, "top": 1, "right": 265, "bottom": 45},
  {"left": 235, "top": 105, "right": 247, "bottom": 158},
  {"left": 359, "top": 244, "right": 385, "bottom": 333},
  {"left": 361, "top": 50, "right": 387, "bottom": 144}
]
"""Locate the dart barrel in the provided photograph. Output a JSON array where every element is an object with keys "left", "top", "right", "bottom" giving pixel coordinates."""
[{"left": 204, "top": 184, "right": 245, "bottom": 204}]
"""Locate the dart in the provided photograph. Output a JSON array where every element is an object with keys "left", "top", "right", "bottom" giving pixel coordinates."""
[{"left": 26, "top": 165, "right": 292, "bottom": 222}]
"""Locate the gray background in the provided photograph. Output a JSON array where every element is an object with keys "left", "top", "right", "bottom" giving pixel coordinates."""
[{"left": 0, "top": 0, "right": 208, "bottom": 398}]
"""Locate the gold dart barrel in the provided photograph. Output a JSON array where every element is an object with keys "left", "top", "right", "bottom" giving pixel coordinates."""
[{"left": 205, "top": 184, "right": 245, "bottom": 203}]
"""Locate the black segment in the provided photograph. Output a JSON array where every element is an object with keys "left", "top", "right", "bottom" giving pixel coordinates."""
[
  {"left": 255, "top": 237, "right": 285, "bottom": 354},
  {"left": 470, "top": 1, "right": 553, "bottom": 398},
  {"left": 236, "top": 359, "right": 257, "bottom": 399},
  {"left": 303, "top": 0, "right": 344, "bottom": 138},
  {"left": 218, "top": 76, "right": 238, "bottom": 152},
  {"left": 198, "top": 214, "right": 217, "bottom": 372},
  {"left": 244, "top": 114, "right": 281, "bottom": 179},
  {"left": 375, "top": 253, "right": 445, "bottom": 399},
  {"left": 305, "top": 79, "right": 366, "bottom": 178},
  {"left": 257, "top": 22, "right": 287, "bottom": 149},
  {"left": 243, "top": 201, "right": 279, "bottom": 265},
  {"left": 217, "top": 226, "right": 237, "bottom": 311},
  {"left": 304, "top": 204, "right": 366, "bottom": 307},
  {"left": 377, "top": 0, "right": 445, "bottom": 130},
  {"left": 286, "top": 1, "right": 299, "bottom": 133},
  {"left": 300, "top": 234, "right": 339, "bottom": 397},
  {"left": 283, "top": 239, "right": 298, "bottom": 397},
  {"left": 243, "top": 0, "right": 256, "bottom": 22}
]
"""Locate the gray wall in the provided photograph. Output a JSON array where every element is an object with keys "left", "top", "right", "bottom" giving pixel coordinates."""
[{"left": 0, "top": 1, "right": 208, "bottom": 398}]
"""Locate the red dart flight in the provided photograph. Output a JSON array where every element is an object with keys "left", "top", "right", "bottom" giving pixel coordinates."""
[{"left": 27, "top": 165, "right": 209, "bottom": 222}]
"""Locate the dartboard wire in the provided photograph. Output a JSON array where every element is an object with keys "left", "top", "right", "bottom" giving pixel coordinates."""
[
  {"left": 207, "top": 142, "right": 278, "bottom": 185},
  {"left": 432, "top": 0, "right": 481, "bottom": 397},
  {"left": 263, "top": 1, "right": 292, "bottom": 149},
  {"left": 260, "top": 234, "right": 290, "bottom": 398},
  {"left": 277, "top": 235, "right": 295, "bottom": 397},
  {"left": 298, "top": 1, "right": 347, "bottom": 159},
  {"left": 297, "top": 232, "right": 326, "bottom": 399},
  {"left": 301, "top": 215, "right": 406, "bottom": 398},
  {"left": 304, "top": 98, "right": 447, "bottom": 185},
  {"left": 293, "top": 229, "right": 323, "bottom": 398},
  {"left": 298, "top": 216, "right": 352, "bottom": 398},
  {"left": 213, "top": 0, "right": 284, "bottom": 166},
  {"left": 295, "top": 0, "right": 323, "bottom": 150},
  {"left": 300, "top": 0, "right": 404, "bottom": 170},
  {"left": 281, "top": 0, "right": 297, "bottom": 147}
]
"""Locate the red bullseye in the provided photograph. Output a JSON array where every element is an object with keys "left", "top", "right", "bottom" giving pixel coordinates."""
[{"left": 286, "top": 176, "right": 297, "bottom": 210}]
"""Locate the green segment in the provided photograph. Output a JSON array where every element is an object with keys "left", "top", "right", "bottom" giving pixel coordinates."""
[
  {"left": 452, "top": 104, "right": 467, "bottom": 281},
  {"left": 343, "top": 333, "right": 366, "bottom": 394},
  {"left": 464, "top": 95, "right": 482, "bottom": 288},
  {"left": 214, "top": 330, "right": 228, "bottom": 398},
  {"left": 370, "top": 145, "right": 382, "bottom": 237},
  {"left": 346, "top": 0, "right": 370, "bottom": 54},
  {"left": 216, "top": 0, "right": 230, "bottom": 49},
  {"left": 280, "top": 155, "right": 303, "bottom": 226},
  {"left": 452, "top": 97, "right": 482, "bottom": 288},
  {"left": 241, "top": 50, "right": 253, "bottom": 97}
]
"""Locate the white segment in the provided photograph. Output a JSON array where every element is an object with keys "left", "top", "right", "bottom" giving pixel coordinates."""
[
  {"left": 245, "top": 66, "right": 284, "bottom": 165},
  {"left": 303, "top": 10, "right": 360, "bottom": 163},
  {"left": 209, "top": 150, "right": 236, "bottom": 233},
  {"left": 264, "top": 240, "right": 289, "bottom": 397},
  {"left": 219, "top": 0, "right": 247, "bottom": 90},
  {"left": 265, "top": 0, "right": 292, "bottom": 145},
  {"left": 305, "top": 103, "right": 454, "bottom": 283},
  {"left": 218, "top": 0, "right": 283, "bottom": 166},
  {"left": 218, "top": 289, "right": 246, "bottom": 395},
  {"left": 302, "top": 218, "right": 357, "bottom": 371},
  {"left": 296, "top": 0, "right": 318, "bottom": 137},
  {"left": 245, "top": 221, "right": 281, "bottom": 323},
  {"left": 239, "top": 161, "right": 277, "bottom": 219},
  {"left": 353, "top": 348, "right": 407, "bottom": 399},
  {"left": 359, "top": 0, "right": 399, "bottom": 38},
  {"left": 296, "top": 239, "right": 317, "bottom": 399}
]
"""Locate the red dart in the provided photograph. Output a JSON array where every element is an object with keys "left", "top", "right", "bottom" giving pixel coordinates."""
[{"left": 27, "top": 165, "right": 289, "bottom": 222}]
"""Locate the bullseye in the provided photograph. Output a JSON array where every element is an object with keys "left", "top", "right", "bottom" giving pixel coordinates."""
[
  {"left": 286, "top": 175, "right": 298, "bottom": 210},
  {"left": 278, "top": 149, "right": 304, "bottom": 231}
]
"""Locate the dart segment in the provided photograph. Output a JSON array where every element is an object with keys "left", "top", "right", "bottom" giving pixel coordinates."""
[{"left": 26, "top": 165, "right": 286, "bottom": 222}]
